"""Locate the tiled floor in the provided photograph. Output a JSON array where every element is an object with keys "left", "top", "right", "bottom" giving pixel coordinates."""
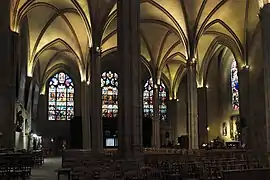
[{"left": 30, "top": 157, "right": 61, "bottom": 180}]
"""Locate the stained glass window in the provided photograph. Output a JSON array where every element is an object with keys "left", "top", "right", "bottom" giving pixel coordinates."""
[
  {"left": 101, "top": 71, "right": 118, "bottom": 118},
  {"left": 231, "top": 59, "right": 239, "bottom": 110},
  {"left": 143, "top": 78, "right": 154, "bottom": 118},
  {"left": 159, "top": 81, "right": 167, "bottom": 120},
  {"left": 48, "top": 72, "right": 74, "bottom": 120},
  {"left": 143, "top": 78, "right": 167, "bottom": 120}
]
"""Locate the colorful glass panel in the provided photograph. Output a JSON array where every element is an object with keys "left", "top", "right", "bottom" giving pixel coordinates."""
[
  {"left": 48, "top": 72, "right": 74, "bottom": 120},
  {"left": 143, "top": 78, "right": 167, "bottom": 120},
  {"left": 231, "top": 59, "right": 239, "bottom": 110},
  {"left": 159, "top": 81, "right": 167, "bottom": 121},
  {"left": 101, "top": 71, "right": 118, "bottom": 118},
  {"left": 143, "top": 78, "right": 154, "bottom": 118}
]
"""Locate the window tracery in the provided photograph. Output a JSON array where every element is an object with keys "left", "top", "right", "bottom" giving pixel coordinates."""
[
  {"left": 101, "top": 71, "right": 119, "bottom": 118},
  {"left": 48, "top": 72, "right": 74, "bottom": 120},
  {"left": 231, "top": 59, "right": 239, "bottom": 110},
  {"left": 143, "top": 78, "right": 167, "bottom": 120}
]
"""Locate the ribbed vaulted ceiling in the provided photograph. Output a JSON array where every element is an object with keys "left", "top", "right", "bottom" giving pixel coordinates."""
[{"left": 11, "top": 0, "right": 260, "bottom": 95}]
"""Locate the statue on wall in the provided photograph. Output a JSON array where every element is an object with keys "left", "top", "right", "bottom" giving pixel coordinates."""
[
  {"left": 222, "top": 122, "right": 227, "bottom": 136},
  {"left": 15, "top": 110, "right": 23, "bottom": 132}
]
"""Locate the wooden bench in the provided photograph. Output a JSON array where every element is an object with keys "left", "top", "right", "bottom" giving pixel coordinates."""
[
  {"left": 222, "top": 168, "right": 270, "bottom": 180},
  {"left": 55, "top": 168, "right": 72, "bottom": 180},
  {"left": 0, "top": 154, "right": 32, "bottom": 179}
]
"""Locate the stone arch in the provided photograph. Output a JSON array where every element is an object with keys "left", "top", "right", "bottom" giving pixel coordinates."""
[{"left": 199, "top": 35, "right": 244, "bottom": 87}]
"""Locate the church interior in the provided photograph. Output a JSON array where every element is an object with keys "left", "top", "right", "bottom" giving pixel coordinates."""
[{"left": 1, "top": 0, "right": 270, "bottom": 179}]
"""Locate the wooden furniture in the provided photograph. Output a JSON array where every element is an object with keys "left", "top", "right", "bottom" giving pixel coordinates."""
[
  {"left": 0, "top": 154, "right": 32, "bottom": 179},
  {"left": 55, "top": 168, "right": 72, "bottom": 180},
  {"left": 61, "top": 149, "right": 268, "bottom": 180},
  {"left": 32, "top": 150, "right": 44, "bottom": 167},
  {"left": 222, "top": 168, "right": 270, "bottom": 180}
]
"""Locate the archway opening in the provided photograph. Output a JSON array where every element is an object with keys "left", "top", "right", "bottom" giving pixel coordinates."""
[
  {"left": 101, "top": 71, "right": 119, "bottom": 148},
  {"left": 143, "top": 78, "right": 168, "bottom": 147},
  {"left": 205, "top": 48, "right": 241, "bottom": 146}
]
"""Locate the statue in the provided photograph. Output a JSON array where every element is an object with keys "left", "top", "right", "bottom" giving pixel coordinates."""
[{"left": 15, "top": 111, "right": 23, "bottom": 132}]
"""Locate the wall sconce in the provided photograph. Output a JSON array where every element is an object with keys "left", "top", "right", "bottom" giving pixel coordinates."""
[
  {"left": 87, "top": 81, "right": 90, "bottom": 85},
  {"left": 176, "top": 99, "right": 179, "bottom": 102},
  {"left": 205, "top": 84, "right": 209, "bottom": 88},
  {"left": 243, "top": 65, "right": 250, "bottom": 69},
  {"left": 207, "top": 127, "right": 210, "bottom": 131},
  {"left": 191, "top": 57, "right": 196, "bottom": 64},
  {"left": 96, "top": 46, "right": 101, "bottom": 53}
]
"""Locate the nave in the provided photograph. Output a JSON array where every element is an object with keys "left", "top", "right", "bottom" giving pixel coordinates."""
[
  {"left": 2, "top": 0, "right": 270, "bottom": 179},
  {"left": 30, "top": 157, "right": 61, "bottom": 180}
]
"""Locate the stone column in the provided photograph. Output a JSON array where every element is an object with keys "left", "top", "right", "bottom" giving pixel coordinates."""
[
  {"left": 197, "top": 87, "right": 208, "bottom": 145},
  {"left": 187, "top": 62, "right": 199, "bottom": 149},
  {"left": 0, "top": 1, "right": 16, "bottom": 148},
  {"left": 81, "top": 82, "right": 91, "bottom": 149},
  {"left": 117, "top": 0, "right": 142, "bottom": 158},
  {"left": 152, "top": 83, "right": 160, "bottom": 148},
  {"left": 167, "top": 99, "right": 178, "bottom": 143},
  {"left": 238, "top": 67, "right": 249, "bottom": 146},
  {"left": 90, "top": 47, "right": 103, "bottom": 153},
  {"left": 260, "top": 4, "right": 270, "bottom": 152}
]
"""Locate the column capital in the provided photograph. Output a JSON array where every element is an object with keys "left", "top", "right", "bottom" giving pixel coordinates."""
[
  {"left": 90, "top": 46, "right": 101, "bottom": 57},
  {"left": 260, "top": 2, "right": 270, "bottom": 18},
  {"left": 167, "top": 99, "right": 179, "bottom": 103},
  {"left": 186, "top": 58, "right": 197, "bottom": 68},
  {"left": 259, "top": 0, "right": 270, "bottom": 9}
]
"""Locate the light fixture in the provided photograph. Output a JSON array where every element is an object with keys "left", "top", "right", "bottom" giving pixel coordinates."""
[
  {"left": 96, "top": 46, "right": 101, "bottom": 53},
  {"left": 244, "top": 65, "right": 250, "bottom": 69},
  {"left": 207, "top": 127, "right": 210, "bottom": 131},
  {"left": 191, "top": 57, "right": 196, "bottom": 64}
]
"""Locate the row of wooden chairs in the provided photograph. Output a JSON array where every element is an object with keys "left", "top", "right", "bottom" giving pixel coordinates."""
[
  {"left": 0, "top": 155, "right": 32, "bottom": 179},
  {"left": 62, "top": 150, "right": 268, "bottom": 180},
  {"left": 31, "top": 151, "right": 44, "bottom": 167}
]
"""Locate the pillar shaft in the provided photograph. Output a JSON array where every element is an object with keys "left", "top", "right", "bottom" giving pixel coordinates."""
[
  {"left": 259, "top": 4, "right": 270, "bottom": 152},
  {"left": 81, "top": 82, "right": 91, "bottom": 149},
  {"left": 167, "top": 100, "right": 178, "bottom": 142},
  {"left": 90, "top": 47, "right": 103, "bottom": 153},
  {"left": 152, "top": 85, "right": 160, "bottom": 148},
  {"left": 238, "top": 68, "right": 249, "bottom": 146},
  {"left": 187, "top": 63, "right": 198, "bottom": 149},
  {"left": 197, "top": 87, "right": 208, "bottom": 145},
  {"left": 0, "top": 1, "right": 16, "bottom": 148},
  {"left": 117, "top": 0, "right": 142, "bottom": 158}
]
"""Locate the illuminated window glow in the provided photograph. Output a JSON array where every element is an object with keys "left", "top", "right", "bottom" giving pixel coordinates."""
[
  {"left": 48, "top": 72, "right": 74, "bottom": 120},
  {"left": 143, "top": 78, "right": 167, "bottom": 120},
  {"left": 231, "top": 59, "right": 239, "bottom": 110},
  {"left": 101, "top": 71, "right": 118, "bottom": 118}
]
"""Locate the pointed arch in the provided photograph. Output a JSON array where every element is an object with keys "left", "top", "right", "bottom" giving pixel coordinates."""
[
  {"left": 143, "top": 77, "right": 168, "bottom": 121},
  {"left": 48, "top": 72, "right": 75, "bottom": 121},
  {"left": 101, "top": 71, "right": 119, "bottom": 118},
  {"left": 231, "top": 59, "right": 239, "bottom": 111}
]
